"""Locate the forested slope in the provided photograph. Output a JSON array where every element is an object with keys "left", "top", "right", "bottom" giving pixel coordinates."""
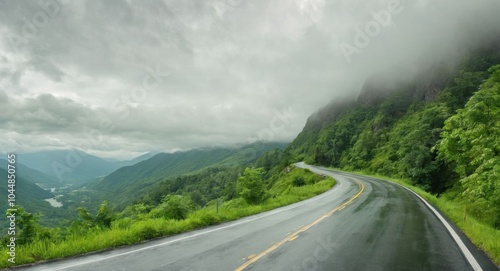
[
  {"left": 91, "top": 142, "right": 287, "bottom": 210},
  {"left": 287, "top": 48, "right": 500, "bottom": 228}
]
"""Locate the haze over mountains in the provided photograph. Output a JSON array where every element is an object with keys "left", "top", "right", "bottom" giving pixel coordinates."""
[
  {"left": 0, "top": 167, "right": 54, "bottom": 226},
  {"left": 15, "top": 150, "right": 159, "bottom": 186},
  {"left": 0, "top": 159, "right": 59, "bottom": 188},
  {"left": 0, "top": 142, "right": 287, "bottom": 227},
  {"left": 90, "top": 142, "right": 287, "bottom": 209},
  {"left": 1, "top": 150, "right": 159, "bottom": 228}
]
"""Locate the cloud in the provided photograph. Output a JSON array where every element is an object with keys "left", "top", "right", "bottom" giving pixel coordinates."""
[{"left": 0, "top": 0, "right": 499, "bottom": 159}]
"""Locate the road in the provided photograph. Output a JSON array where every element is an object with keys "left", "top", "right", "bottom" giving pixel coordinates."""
[{"left": 11, "top": 164, "right": 498, "bottom": 271}]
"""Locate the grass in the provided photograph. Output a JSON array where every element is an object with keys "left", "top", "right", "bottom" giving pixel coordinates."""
[
  {"left": 0, "top": 168, "right": 336, "bottom": 269},
  {"left": 339, "top": 168, "right": 500, "bottom": 266}
]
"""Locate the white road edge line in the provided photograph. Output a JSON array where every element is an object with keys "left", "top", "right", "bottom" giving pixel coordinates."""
[
  {"left": 397, "top": 184, "right": 483, "bottom": 271},
  {"left": 36, "top": 172, "right": 345, "bottom": 271},
  {"left": 300, "top": 164, "right": 484, "bottom": 271}
]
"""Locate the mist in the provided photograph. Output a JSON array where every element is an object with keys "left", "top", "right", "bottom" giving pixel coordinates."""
[{"left": 0, "top": 0, "right": 499, "bottom": 159}]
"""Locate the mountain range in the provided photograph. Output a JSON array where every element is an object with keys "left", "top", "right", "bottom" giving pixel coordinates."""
[
  {"left": 0, "top": 142, "right": 287, "bottom": 220},
  {"left": 16, "top": 150, "right": 157, "bottom": 187},
  {"left": 89, "top": 142, "right": 287, "bottom": 209},
  {"left": 0, "top": 166, "right": 55, "bottom": 230}
]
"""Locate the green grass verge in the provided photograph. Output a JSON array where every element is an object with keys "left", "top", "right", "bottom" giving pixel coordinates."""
[
  {"left": 338, "top": 168, "right": 500, "bottom": 266},
  {"left": 0, "top": 168, "right": 335, "bottom": 269}
]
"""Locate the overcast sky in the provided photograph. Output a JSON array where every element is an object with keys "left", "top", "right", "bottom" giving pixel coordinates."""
[{"left": 1, "top": 0, "right": 499, "bottom": 159}]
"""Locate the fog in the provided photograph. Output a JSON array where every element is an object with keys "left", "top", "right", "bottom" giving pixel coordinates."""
[{"left": 0, "top": 0, "right": 499, "bottom": 159}]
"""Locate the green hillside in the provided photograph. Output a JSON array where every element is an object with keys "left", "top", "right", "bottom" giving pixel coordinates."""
[
  {"left": 91, "top": 142, "right": 287, "bottom": 209},
  {"left": 0, "top": 167, "right": 55, "bottom": 232},
  {"left": 0, "top": 160, "right": 61, "bottom": 189},
  {"left": 286, "top": 48, "right": 500, "bottom": 228},
  {"left": 18, "top": 150, "right": 125, "bottom": 186}
]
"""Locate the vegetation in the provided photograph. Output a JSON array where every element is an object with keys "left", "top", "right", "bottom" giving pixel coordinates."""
[
  {"left": 237, "top": 168, "right": 266, "bottom": 204},
  {"left": 0, "top": 168, "right": 71, "bottom": 230},
  {"left": 0, "top": 163, "right": 335, "bottom": 268},
  {"left": 436, "top": 65, "right": 500, "bottom": 227},
  {"left": 90, "top": 142, "right": 287, "bottom": 210},
  {"left": 284, "top": 51, "right": 500, "bottom": 263}
]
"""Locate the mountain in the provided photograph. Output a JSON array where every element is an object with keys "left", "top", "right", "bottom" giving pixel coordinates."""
[
  {"left": 0, "top": 166, "right": 56, "bottom": 231},
  {"left": 127, "top": 151, "right": 159, "bottom": 164},
  {"left": 100, "top": 152, "right": 159, "bottom": 167},
  {"left": 0, "top": 159, "right": 61, "bottom": 188},
  {"left": 114, "top": 151, "right": 160, "bottom": 168},
  {"left": 91, "top": 142, "right": 287, "bottom": 209},
  {"left": 0, "top": 167, "right": 53, "bottom": 204},
  {"left": 285, "top": 46, "right": 500, "bottom": 227},
  {"left": 18, "top": 150, "right": 125, "bottom": 186}
]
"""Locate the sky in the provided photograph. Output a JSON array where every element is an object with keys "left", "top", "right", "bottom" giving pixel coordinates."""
[{"left": 0, "top": 0, "right": 499, "bottom": 159}]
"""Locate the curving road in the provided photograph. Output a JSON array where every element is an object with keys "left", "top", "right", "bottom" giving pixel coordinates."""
[{"left": 11, "top": 163, "right": 498, "bottom": 271}]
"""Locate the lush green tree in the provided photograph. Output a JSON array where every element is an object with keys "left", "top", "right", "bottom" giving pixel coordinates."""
[
  {"left": 70, "top": 201, "right": 115, "bottom": 232},
  {"left": 68, "top": 207, "right": 95, "bottom": 233},
  {"left": 5, "top": 206, "right": 40, "bottom": 245},
  {"left": 122, "top": 203, "right": 152, "bottom": 220},
  {"left": 95, "top": 201, "right": 113, "bottom": 228},
  {"left": 190, "top": 190, "right": 205, "bottom": 207},
  {"left": 438, "top": 70, "right": 489, "bottom": 112},
  {"left": 149, "top": 195, "right": 195, "bottom": 220},
  {"left": 437, "top": 65, "right": 500, "bottom": 226},
  {"left": 237, "top": 168, "right": 266, "bottom": 204}
]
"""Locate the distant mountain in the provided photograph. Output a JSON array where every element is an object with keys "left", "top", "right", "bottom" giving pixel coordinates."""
[
  {"left": 101, "top": 157, "right": 121, "bottom": 163},
  {"left": 92, "top": 142, "right": 287, "bottom": 209},
  {"left": 128, "top": 151, "right": 160, "bottom": 164},
  {"left": 18, "top": 150, "right": 124, "bottom": 186},
  {"left": 0, "top": 159, "right": 61, "bottom": 188},
  {"left": 0, "top": 167, "right": 55, "bottom": 231},
  {"left": 0, "top": 167, "right": 53, "bottom": 202},
  {"left": 114, "top": 151, "right": 160, "bottom": 168}
]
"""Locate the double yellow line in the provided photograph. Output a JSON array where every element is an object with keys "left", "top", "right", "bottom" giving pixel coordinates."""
[{"left": 234, "top": 178, "right": 365, "bottom": 271}]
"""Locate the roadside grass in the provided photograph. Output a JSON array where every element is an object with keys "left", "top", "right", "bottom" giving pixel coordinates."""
[
  {"left": 337, "top": 168, "right": 500, "bottom": 266},
  {"left": 0, "top": 168, "right": 335, "bottom": 269}
]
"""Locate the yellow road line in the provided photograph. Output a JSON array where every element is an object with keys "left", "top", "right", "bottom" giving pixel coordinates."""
[{"left": 234, "top": 179, "right": 365, "bottom": 271}]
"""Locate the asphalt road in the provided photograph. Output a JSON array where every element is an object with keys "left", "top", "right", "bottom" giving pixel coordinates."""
[{"left": 11, "top": 163, "right": 498, "bottom": 271}]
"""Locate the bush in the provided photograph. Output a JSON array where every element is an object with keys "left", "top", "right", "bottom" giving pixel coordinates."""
[
  {"left": 237, "top": 168, "right": 266, "bottom": 204},
  {"left": 149, "top": 195, "right": 195, "bottom": 220},
  {"left": 292, "top": 175, "right": 306, "bottom": 186}
]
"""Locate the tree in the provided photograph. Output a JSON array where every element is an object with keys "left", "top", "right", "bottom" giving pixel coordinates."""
[
  {"left": 75, "top": 207, "right": 94, "bottom": 229},
  {"left": 437, "top": 65, "right": 500, "bottom": 227},
  {"left": 95, "top": 201, "right": 113, "bottom": 228},
  {"left": 237, "top": 168, "right": 266, "bottom": 204},
  {"left": 149, "top": 195, "right": 195, "bottom": 220},
  {"left": 190, "top": 191, "right": 205, "bottom": 207},
  {"left": 71, "top": 201, "right": 115, "bottom": 232},
  {"left": 6, "top": 206, "right": 40, "bottom": 245}
]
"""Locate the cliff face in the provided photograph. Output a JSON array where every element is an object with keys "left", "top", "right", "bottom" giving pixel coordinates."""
[
  {"left": 357, "top": 76, "right": 398, "bottom": 107},
  {"left": 356, "top": 63, "right": 454, "bottom": 108},
  {"left": 413, "top": 64, "right": 453, "bottom": 102},
  {"left": 290, "top": 42, "right": 500, "bottom": 174}
]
